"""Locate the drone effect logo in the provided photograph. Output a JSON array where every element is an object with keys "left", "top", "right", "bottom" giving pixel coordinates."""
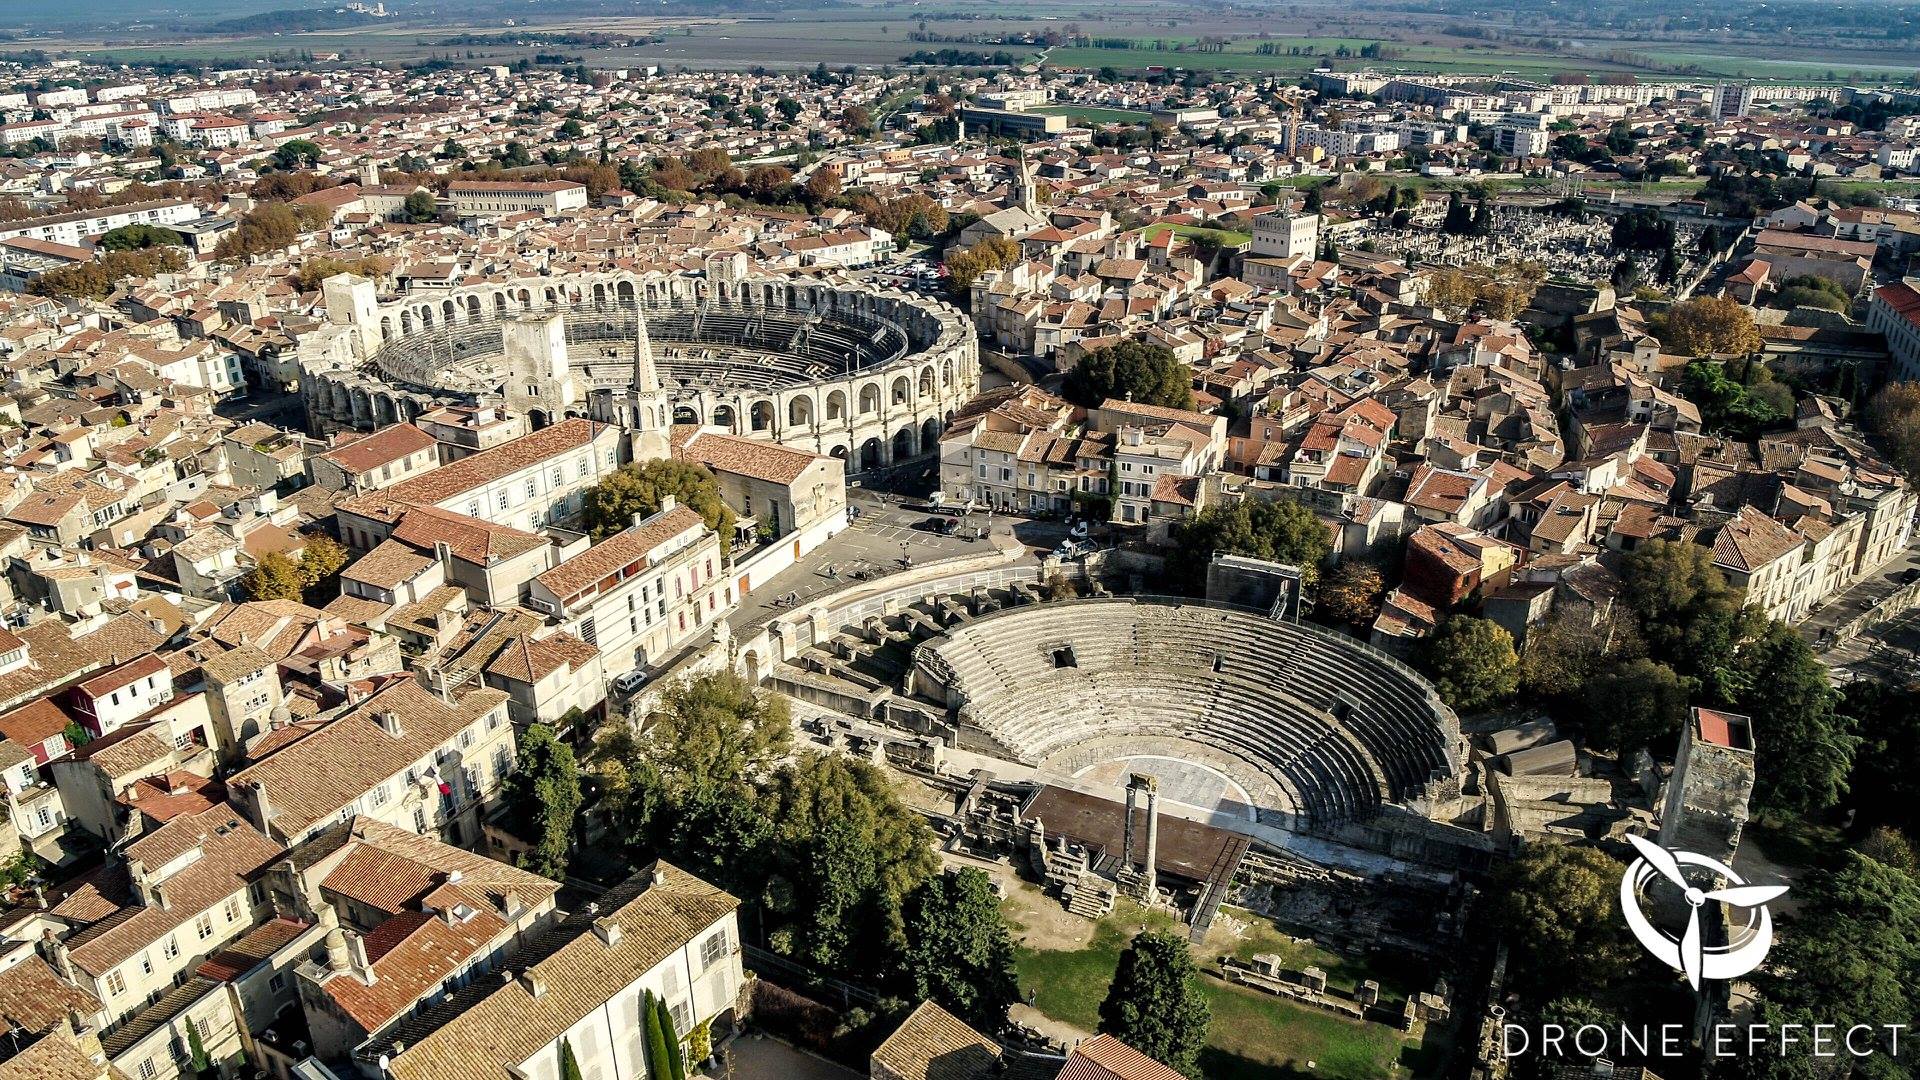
[{"left": 1621, "top": 834, "right": 1790, "bottom": 991}]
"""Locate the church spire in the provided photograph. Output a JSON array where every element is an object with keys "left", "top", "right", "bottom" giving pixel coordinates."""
[{"left": 1013, "top": 146, "right": 1038, "bottom": 217}]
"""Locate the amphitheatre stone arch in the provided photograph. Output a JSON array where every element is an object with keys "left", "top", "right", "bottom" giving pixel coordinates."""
[{"left": 304, "top": 271, "right": 980, "bottom": 473}]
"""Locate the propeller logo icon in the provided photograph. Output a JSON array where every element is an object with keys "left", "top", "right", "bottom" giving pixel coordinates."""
[{"left": 1621, "top": 834, "right": 1789, "bottom": 991}]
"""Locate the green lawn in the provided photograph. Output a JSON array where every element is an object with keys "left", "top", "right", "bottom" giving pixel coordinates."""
[
  {"left": 1012, "top": 901, "right": 1426, "bottom": 1080},
  {"left": 1144, "top": 222, "right": 1254, "bottom": 247}
]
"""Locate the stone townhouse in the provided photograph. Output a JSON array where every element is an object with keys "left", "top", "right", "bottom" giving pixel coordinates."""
[
  {"left": 269, "top": 817, "right": 562, "bottom": 1065},
  {"left": 43, "top": 804, "right": 282, "bottom": 1031},
  {"left": 335, "top": 418, "right": 627, "bottom": 553},
  {"left": 228, "top": 676, "right": 514, "bottom": 851},
  {"left": 525, "top": 502, "right": 724, "bottom": 683},
  {"left": 371, "top": 862, "right": 742, "bottom": 1080}
]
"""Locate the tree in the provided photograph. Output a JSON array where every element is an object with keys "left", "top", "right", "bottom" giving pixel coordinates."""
[
  {"left": 642, "top": 992, "right": 674, "bottom": 1080},
  {"left": 764, "top": 753, "right": 939, "bottom": 973},
  {"left": 502, "top": 724, "right": 581, "bottom": 879},
  {"left": 297, "top": 532, "right": 349, "bottom": 592},
  {"left": 1491, "top": 844, "right": 1637, "bottom": 1001},
  {"left": 594, "top": 671, "right": 789, "bottom": 888},
  {"left": 775, "top": 97, "right": 802, "bottom": 123},
  {"left": 214, "top": 202, "right": 329, "bottom": 262},
  {"left": 943, "top": 236, "right": 1020, "bottom": 301},
  {"left": 582, "top": 459, "right": 735, "bottom": 542},
  {"left": 1864, "top": 382, "right": 1920, "bottom": 482},
  {"left": 1423, "top": 267, "right": 1480, "bottom": 317},
  {"left": 802, "top": 165, "right": 841, "bottom": 206},
  {"left": 1061, "top": 340, "right": 1196, "bottom": 411},
  {"left": 1658, "top": 294, "right": 1762, "bottom": 357},
  {"left": 186, "top": 1019, "right": 213, "bottom": 1079},
  {"left": 294, "top": 256, "right": 386, "bottom": 292},
  {"left": 241, "top": 552, "right": 304, "bottom": 602},
  {"left": 98, "top": 223, "right": 183, "bottom": 251},
  {"left": 896, "top": 868, "right": 1022, "bottom": 1030},
  {"left": 1416, "top": 616, "right": 1518, "bottom": 713},
  {"left": 559, "top": 118, "right": 585, "bottom": 138},
  {"left": 653, "top": 994, "right": 687, "bottom": 1080},
  {"left": 1317, "top": 561, "right": 1384, "bottom": 628},
  {"left": 1169, "top": 498, "right": 1330, "bottom": 587},
  {"left": 31, "top": 247, "right": 185, "bottom": 300},
  {"left": 1741, "top": 853, "right": 1920, "bottom": 1073},
  {"left": 558, "top": 1037, "right": 584, "bottom": 1080},
  {"left": 1840, "top": 683, "right": 1920, "bottom": 842},
  {"left": 1581, "top": 659, "right": 1692, "bottom": 755},
  {"left": 1680, "top": 359, "right": 1788, "bottom": 439},
  {"left": 1518, "top": 610, "right": 1635, "bottom": 702},
  {"left": 1733, "top": 621, "right": 1854, "bottom": 817},
  {"left": 272, "top": 138, "right": 321, "bottom": 170},
  {"left": 1096, "top": 930, "right": 1211, "bottom": 1078},
  {"left": 402, "top": 189, "right": 438, "bottom": 224},
  {"left": 741, "top": 164, "right": 793, "bottom": 200},
  {"left": 1619, "top": 539, "right": 1760, "bottom": 699}
]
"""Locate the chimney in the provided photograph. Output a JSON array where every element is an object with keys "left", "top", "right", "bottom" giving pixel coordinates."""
[
  {"left": 346, "top": 931, "right": 377, "bottom": 985},
  {"left": 39, "top": 930, "right": 74, "bottom": 981},
  {"left": 517, "top": 970, "right": 546, "bottom": 998},
  {"left": 592, "top": 918, "right": 623, "bottom": 947},
  {"left": 650, "top": 865, "right": 667, "bottom": 888},
  {"left": 659, "top": 495, "right": 677, "bottom": 514},
  {"left": 373, "top": 710, "right": 403, "bottom": 737}
]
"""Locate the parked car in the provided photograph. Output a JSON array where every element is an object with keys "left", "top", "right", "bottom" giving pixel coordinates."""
[{"left": 612, "top": 669, "right": 647, "bottom": 694}]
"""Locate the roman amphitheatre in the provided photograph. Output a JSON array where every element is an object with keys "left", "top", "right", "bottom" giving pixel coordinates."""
[{"left": 303, "top": 264, "right": 979, "bottom": 472}]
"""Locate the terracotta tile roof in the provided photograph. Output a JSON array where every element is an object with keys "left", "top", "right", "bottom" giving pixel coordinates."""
[
  {"left": 391, "top": 506, "right": 548, "bottom": 566},
  {"left": 319, "top": 423, "right": 437, "bottom": 476},
  {"left": 56, "top": 805, "right": 281, "bottom": 975},
  {"left": 481, "top": 633, "right": 597, "bottom": 685},
  {"left": 341, "top": 539, "right": 436, "bottom": 591},
  {"left": 0, "top": 1027, "right": 111, "bottom": 1080},
  {"left": 1710, "top": 505, "right": 1802, "bottom": 573},
  {"left": 195, "top": 916, "right": 310, "bottom": 982},
  {"left": 381, "top": 863, "right": 737, "bottom": 1080},
  {"left": 671, "top": 428, "right": 822, "bottom": 485},
  {"left": 229, "top": 679, "right": 507, "bottom": 840},
  {"left": 533, "top": 506, "right": 704, "bottom": 603},
  {"left": 869, "top": 1002, "right": 1002, "bottom": 1080},
  {"left": 327, "top": 903, "right": 510, "bottom": 1031},
  {"left": 1060, "top": 1034, "right": 1188, "bottom": 1080},
  {"left": 313, "top": 817, "right": 559, "bottom": 919},
  {"left": 340, "top": 418, "right": 605, "bottom": 522},
  {"left": 0, "top": 956, "right": 102, "bottom": 1032}
]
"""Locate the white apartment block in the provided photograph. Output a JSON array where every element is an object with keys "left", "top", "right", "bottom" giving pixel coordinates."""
[
  {"left": 447, "top": 180, "right": 589, "bottom": 217},
  {"left": 526, "top": 501, "right": 727, "bottom": 679},
  {"left": 336, "top": 417, "right": 628, "bottom": 550},
  {"left": 0, "top": 199, "right": 198, "bottom": 248}
]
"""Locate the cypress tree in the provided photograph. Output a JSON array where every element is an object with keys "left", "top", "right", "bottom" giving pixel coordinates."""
[
  {"left": 558, "top": 1037, "right": 585, "bottom": 1080},
  {"left": 642, "top": 992, "right": 673, "bottom": 1080},
  {"left": 654, "top": 996, "right": 687, "bottom": 1080}
]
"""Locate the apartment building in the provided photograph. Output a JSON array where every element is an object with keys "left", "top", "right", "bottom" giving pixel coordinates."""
[
  {"left": 526, "top": 502, "right": 726, "bottom": 680},
  {"left": 446, "top": 181, "right": 588, "bottom": 217},
  {"left": 372, "top": 862, "right": 742, "bottom": 1080},
  {"left": 1869, "top": 278, "right": 1920, "bottom": 383},
  {"left": 45, "top": 804, "right": 281, "bottom": 1029},
  {"left": 0, "top": 200, "right": 198, "bottom": 248},
  {"left": 336, "top": 418, "right": 626, "bottom": 551},
  {"left": 227, "top": 677, "right": 515, "bottom": 849}
]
